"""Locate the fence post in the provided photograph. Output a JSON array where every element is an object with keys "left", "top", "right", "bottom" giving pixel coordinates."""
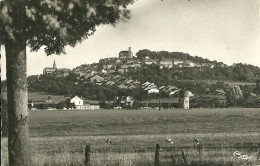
[
  {"left": 257, "top": 142, "right": 260, "bottom": 160},
  {"left": 171, "top": 154, "right": 176, "bottom": 166},
  {"left": 198, "top": 144, "right": 201, "bottom": 158},
  {"left": 154, "top": 144, "right": 160, "bottom": 166},
  {"left": 182, "top": 151, "right": 187, "bottom": 166},
  {"left": 85, "top": 145, "right": 90, "bottom": 166}
]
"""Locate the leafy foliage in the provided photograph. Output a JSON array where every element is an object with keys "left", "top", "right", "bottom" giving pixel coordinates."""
[
  {"left": 28, "top": 71, "right": 260, "bottom": 108},
  {"left": 28, "top": 73, "right": 145, "bottom": 101},
  {"left": 253, "top": 79, "right": 260, "bottom": 95},
  {"left": 136, "top": 49, "right": 213, "bottom": 64},
  {"left": 127, "top": 63, "right": 260, "bottom": 84},
  {"left": 0, "top": 0, "right": 134, "bottom": 55}
]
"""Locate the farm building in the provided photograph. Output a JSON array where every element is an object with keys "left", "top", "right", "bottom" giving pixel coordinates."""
[
  {"left": 142, "top": 98, "right": 180, "bottom": 108},
  {"left": 70, "top": 96, "right": 84, "bottom": 106},
  {"left": 142, "top": 90, "right": 194, "bottom": 109},
  {"left": 75, "top": 104, "right": 100, "bottom": 110},
  {"left": 70, "top": 97, "right": 101, "bottom": 110},
  {"left": 191, "top": 94, "right": 226, "bottom": 108}
]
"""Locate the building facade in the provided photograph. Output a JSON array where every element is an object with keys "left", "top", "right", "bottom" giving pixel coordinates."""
[
  {"left": 119, "top": 47, "right": 133, "bottom": 59},
  {"left": 43, "top": 60, "right": 57, "bottom": 75},
  {"left": 70, "top": 96, "right": 84, "bottom": 106}
]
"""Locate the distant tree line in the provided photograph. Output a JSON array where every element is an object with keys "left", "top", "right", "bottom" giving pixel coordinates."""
[
  {"left": 127, "top": 61, "right": 260, "bottom": 84},
  {"left": 136, "top": 49, "right": 214, "bottom": 64},
  {"left": 27, "top": 72, "right": 260, "bottom": 108},
  {"left": 28, "top": 73, "right": 148, "bottom": 101}
]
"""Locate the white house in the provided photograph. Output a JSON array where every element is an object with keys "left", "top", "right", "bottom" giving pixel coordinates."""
[
  {"left": 148, "top": 88, "right": 159, "bottom": 94},
  {"left": 70, "top": 96, "right": 84, "bottom": 106},
  {"left": 173, "top": 59, "right": 183, "bottom": 66},
  {"left": 160, "top": 59, "right": 173, "bottom": 68}
]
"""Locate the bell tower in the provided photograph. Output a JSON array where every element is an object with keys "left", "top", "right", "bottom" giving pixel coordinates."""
[{"left": 53, "top": 60, "right": 57, "bottom": 69}]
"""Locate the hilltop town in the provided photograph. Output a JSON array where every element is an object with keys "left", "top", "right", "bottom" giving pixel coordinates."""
[
  {"left": 5, "top": 47, "right": 258, "bottom": 110},
  {"left": 42, "top": 47, "right": 228, "bottom": 77}
]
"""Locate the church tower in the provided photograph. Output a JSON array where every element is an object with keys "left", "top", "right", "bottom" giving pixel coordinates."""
[
  {"left": 53, "top": 60, "right": 57, "bottom": 69},
  {"left": 128, "top": 47, "right": 133, "bottom": 58}
]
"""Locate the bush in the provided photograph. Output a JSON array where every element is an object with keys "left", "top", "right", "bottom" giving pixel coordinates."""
[
  {"left": 57, "top": 102, "right": 66, "bottom": 109},
  {"left": 132, "top": 101, "right": 142, "bottom": 109},
  {"left": 40, "top": 104, "right": 49, "bottom": 109},
  {"left": 68, "top": 103, "right": 75, "bottom": 109},
  {"left": 100, "top": 102, "right": 113, "bottom": 109}
]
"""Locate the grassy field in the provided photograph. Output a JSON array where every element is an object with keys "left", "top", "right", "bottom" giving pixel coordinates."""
[
  {"left": 28, "top": 108, "right": 260, "bottom": 137},
  {"left": 2, "top": 108, "right": 260, "bottom": 166},
  {"left": 1, "top": 90, "right": 68, "bottom": 103}
]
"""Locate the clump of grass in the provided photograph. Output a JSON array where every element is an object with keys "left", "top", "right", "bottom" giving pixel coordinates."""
[
  {"left": 1, "top": 149, "right": 258, "bottom": 166},
  {"left": 188, "top": 161, "right": 234, "bottom": 166},
  {"left": 2, "top": 108, "right": 259, "bottom": 165}
]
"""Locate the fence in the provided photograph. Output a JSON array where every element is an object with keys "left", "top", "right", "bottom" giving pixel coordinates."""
[
  {"left": 82, "top": 143, "right": 260, "bottom": 166},
  {"left": 75, "top": 104, "right": 100, "bottom": 110}
]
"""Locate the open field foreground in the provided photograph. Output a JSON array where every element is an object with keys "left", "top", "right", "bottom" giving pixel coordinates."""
[{"left": 2, "top": 108, "right": 260, "bottom": 166}]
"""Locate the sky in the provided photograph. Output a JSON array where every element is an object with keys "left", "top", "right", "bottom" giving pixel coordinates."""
[{"left": 1, "top": 0, "right": 260, "bottom": 80}]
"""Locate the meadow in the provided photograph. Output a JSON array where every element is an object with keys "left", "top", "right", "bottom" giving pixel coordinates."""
[{"left": 2, "top": 108, "right": 260, "bottom": 166}]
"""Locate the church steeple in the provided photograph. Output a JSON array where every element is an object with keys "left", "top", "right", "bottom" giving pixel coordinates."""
[{"left": 53, "top": 60, "right": 56, "bottom": 69}]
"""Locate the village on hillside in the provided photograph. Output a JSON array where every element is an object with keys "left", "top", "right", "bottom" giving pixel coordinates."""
[
  {"left": 2, "top": 1, "right": 260, "bottom": 166},
  {"left": 21, "top": 47, "right": 260, "bottom": 110},
  {"left": 42, "top": 47, "right": 227, "bottom": 78}
]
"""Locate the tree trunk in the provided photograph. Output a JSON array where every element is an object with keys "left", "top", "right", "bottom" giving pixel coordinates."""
[
  {"left": 5, "top": 0, "right": 31, "bottom": 165},
  {"left": 6, "top": 34, "right": 32, "bottom": 166}
]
